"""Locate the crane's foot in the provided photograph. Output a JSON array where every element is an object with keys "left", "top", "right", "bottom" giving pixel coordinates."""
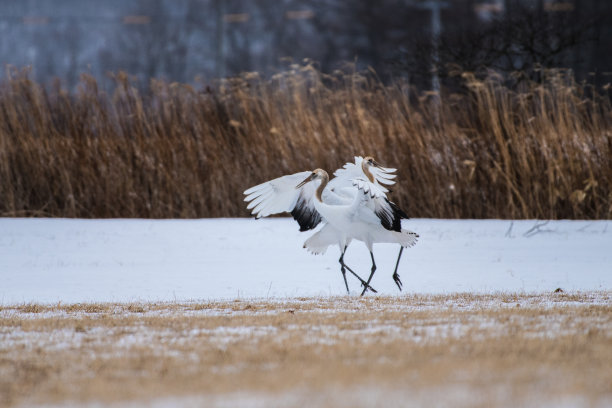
[
  {"left": 359, "top": 280, "right": 378, "bottom": 294},
  {"left": 341, "top": 268, "right": 350, "bottom": 294},
  {"left": 342, "top": 261, "right": 377, "bottom": 294},
  {"left": 393, "top": 272, "right": 403, "bottom": 291}
]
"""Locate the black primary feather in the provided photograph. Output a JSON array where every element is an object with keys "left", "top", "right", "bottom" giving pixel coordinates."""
[
  {"left": 376, "top": 199, "right": 409, "bottom": 232},
  {"left": 291, "top": 196, "right": 322, "bottom": 231}
]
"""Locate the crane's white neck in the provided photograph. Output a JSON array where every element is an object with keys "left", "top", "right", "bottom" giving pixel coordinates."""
[{"left": 315, "top": 171, "right": 329, "bottom": 202}]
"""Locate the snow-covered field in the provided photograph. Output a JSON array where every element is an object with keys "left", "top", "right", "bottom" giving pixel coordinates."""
[
  {"left": 1, "top": 218, "right": 611, "bottom": 408},
  {"left": 1, "top": 218, "right": 610, "bottom": 304}
]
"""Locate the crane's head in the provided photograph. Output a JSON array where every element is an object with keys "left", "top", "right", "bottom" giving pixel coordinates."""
[
  {"left": 363, "top": 156, "right": 385, "bottom": 170},
  {"left": 361, "top": 156, "right": 385, "bottom": 183},
  {"left": 296, "top": 168, "right": 328, "bottom": 189}
]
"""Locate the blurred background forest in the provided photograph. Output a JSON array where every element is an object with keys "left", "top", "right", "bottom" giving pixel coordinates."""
[
  {"left": 0, "top": 0, "right": 611, "bottom": 219},
  {"left": 2, "top": 0, "right": 612, "bottom": 88}
]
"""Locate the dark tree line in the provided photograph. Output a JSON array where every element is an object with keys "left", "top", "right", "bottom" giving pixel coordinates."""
[
  {"left": 397, "top": 1, "right": 609, "bottom": 90},
  {"left": 0, "top": 0, "right": 611, "bottom": 89}
]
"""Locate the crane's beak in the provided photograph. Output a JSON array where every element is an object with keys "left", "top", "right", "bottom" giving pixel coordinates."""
[
  {"left": 372, "top": 159, "right": 396, "bottom": 173},
  {"left": 296, "top": 173, "right": 314, "bottom": 189}
]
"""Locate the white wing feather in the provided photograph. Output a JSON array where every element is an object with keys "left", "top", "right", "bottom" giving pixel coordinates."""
[
  {"left": 371, "top": 168, "right": 396, "bottom": 185},
  {"left": 330, "top": 156, "right": 396, "bottom": 193},
  {"left": 351, "top": 177, "right": 387, "bottom": 199},
  {"left": 349, "top": 176, "right": 404, "bottom": 232},
  {"left": 244, "top": 171, "right": 313, "bottom": 218}
]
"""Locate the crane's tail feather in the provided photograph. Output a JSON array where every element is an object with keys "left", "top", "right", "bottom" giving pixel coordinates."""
[
  {"left": 369, "top": 229, "right": 419, "bottom": 248},
  {"left": 398, "top": 230, "right": 419, "bottom": 248},
  {"left": 303, "top": 234, "right": 332, "bottom": 255},
  {"left": 303, "top": 224, "right": 343, "bottom": 255},
  {"left": 303, "top": 242, "right": 330, "bottom": 255}
]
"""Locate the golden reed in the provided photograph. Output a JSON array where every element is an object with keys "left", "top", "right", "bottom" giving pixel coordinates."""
[{"left": 0, "top": 64, "right": 610, "bottom": 219}]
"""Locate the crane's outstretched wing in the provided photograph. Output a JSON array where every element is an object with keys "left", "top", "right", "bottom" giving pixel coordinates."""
[
  {"left": 331, "top": 156, "right": 396, "bottom": 193},
  {"left": 244, "top": 171, "right": 323, "bottom": 231},
  {"left": 319, "top": 156, "right": 398, "bottom": 205},
  {"left": 333, "top": 156, "right": 407, "bottom": 232},
  {"left": 350, "top": 175, "right": 408, "bottom": 232},
  {"left": 351, "top": 177, "right": 388, "bottom": 199}
]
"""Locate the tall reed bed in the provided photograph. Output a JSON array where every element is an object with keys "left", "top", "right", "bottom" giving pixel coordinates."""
[{"left": 0, "top": 65, "right": 610, "bottom": 219}]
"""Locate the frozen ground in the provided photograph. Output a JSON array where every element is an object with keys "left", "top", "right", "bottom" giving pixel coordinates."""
[
  {"left": 3, "top": 294, "right": 611, "bottom": 408},
  {"left": 0, "top": 218, "right": 610, "bottom": 304}
]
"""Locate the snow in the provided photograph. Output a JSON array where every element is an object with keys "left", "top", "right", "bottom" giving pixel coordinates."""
[
  {"left": 34, "top": 390, "right": 612, "bottom": 408},
  {"left": 0, "top": 218, "right": 610, "bottom": 304}
]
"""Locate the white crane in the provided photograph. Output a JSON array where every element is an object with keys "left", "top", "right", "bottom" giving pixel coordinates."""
[
  {"left": 309, "top": 156, "right": 416, "bottom": 292},
  {"left": 243, "top": 157, "right": 418, "bottom": 295}
]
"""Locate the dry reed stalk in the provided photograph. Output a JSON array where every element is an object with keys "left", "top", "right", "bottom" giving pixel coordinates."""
[{"left": 0, "top": 65, "right": 610, "bottom": 219}]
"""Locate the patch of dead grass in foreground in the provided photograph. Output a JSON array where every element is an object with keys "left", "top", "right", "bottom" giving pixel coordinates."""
[{"left": 1, "top": 292, "right": 611, "bottom": 408}]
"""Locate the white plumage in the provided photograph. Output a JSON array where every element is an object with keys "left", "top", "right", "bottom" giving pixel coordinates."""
[
  {"left": 244, "top": 171, "right": 313, "bottom": 218},
  {"left": 244, "top": 156, "right": 418, "bottom": 295}
]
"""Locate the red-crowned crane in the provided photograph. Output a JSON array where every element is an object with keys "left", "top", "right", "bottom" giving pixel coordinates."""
[{"left": 244, "top": 156, "right": 418, "bottom": 295}]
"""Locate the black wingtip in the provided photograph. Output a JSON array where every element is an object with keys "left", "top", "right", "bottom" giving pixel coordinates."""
[
  {"left": 377, "top": 199, "right": 409, "bottom": 232},
  {"left": 291, "top": 197, "right": 322, "bottom": 232},
  {"left": 390, "top": 200, "right": 409, "bottom": 220}
]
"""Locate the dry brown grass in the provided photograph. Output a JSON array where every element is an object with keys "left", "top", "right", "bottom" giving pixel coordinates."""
[
  {"left": 0, "top": 65, "right": 611, "bottom": 219},
  {"left": 1, "top": 292, "right": 611, "bottom": 407}
]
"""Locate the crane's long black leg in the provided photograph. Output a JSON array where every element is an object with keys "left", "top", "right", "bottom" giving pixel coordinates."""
[
  {"left": 339, "top": 246, "right": 377, "bottom": 294},
  {"left": 338, "top": 250, "right": 350, "bottom": 294},
  {"left": 392, "top": 246, "right": 404, "bottom": 291},
  {"left": 360, "top": 251, "right": 377, "bottom": 296}
]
